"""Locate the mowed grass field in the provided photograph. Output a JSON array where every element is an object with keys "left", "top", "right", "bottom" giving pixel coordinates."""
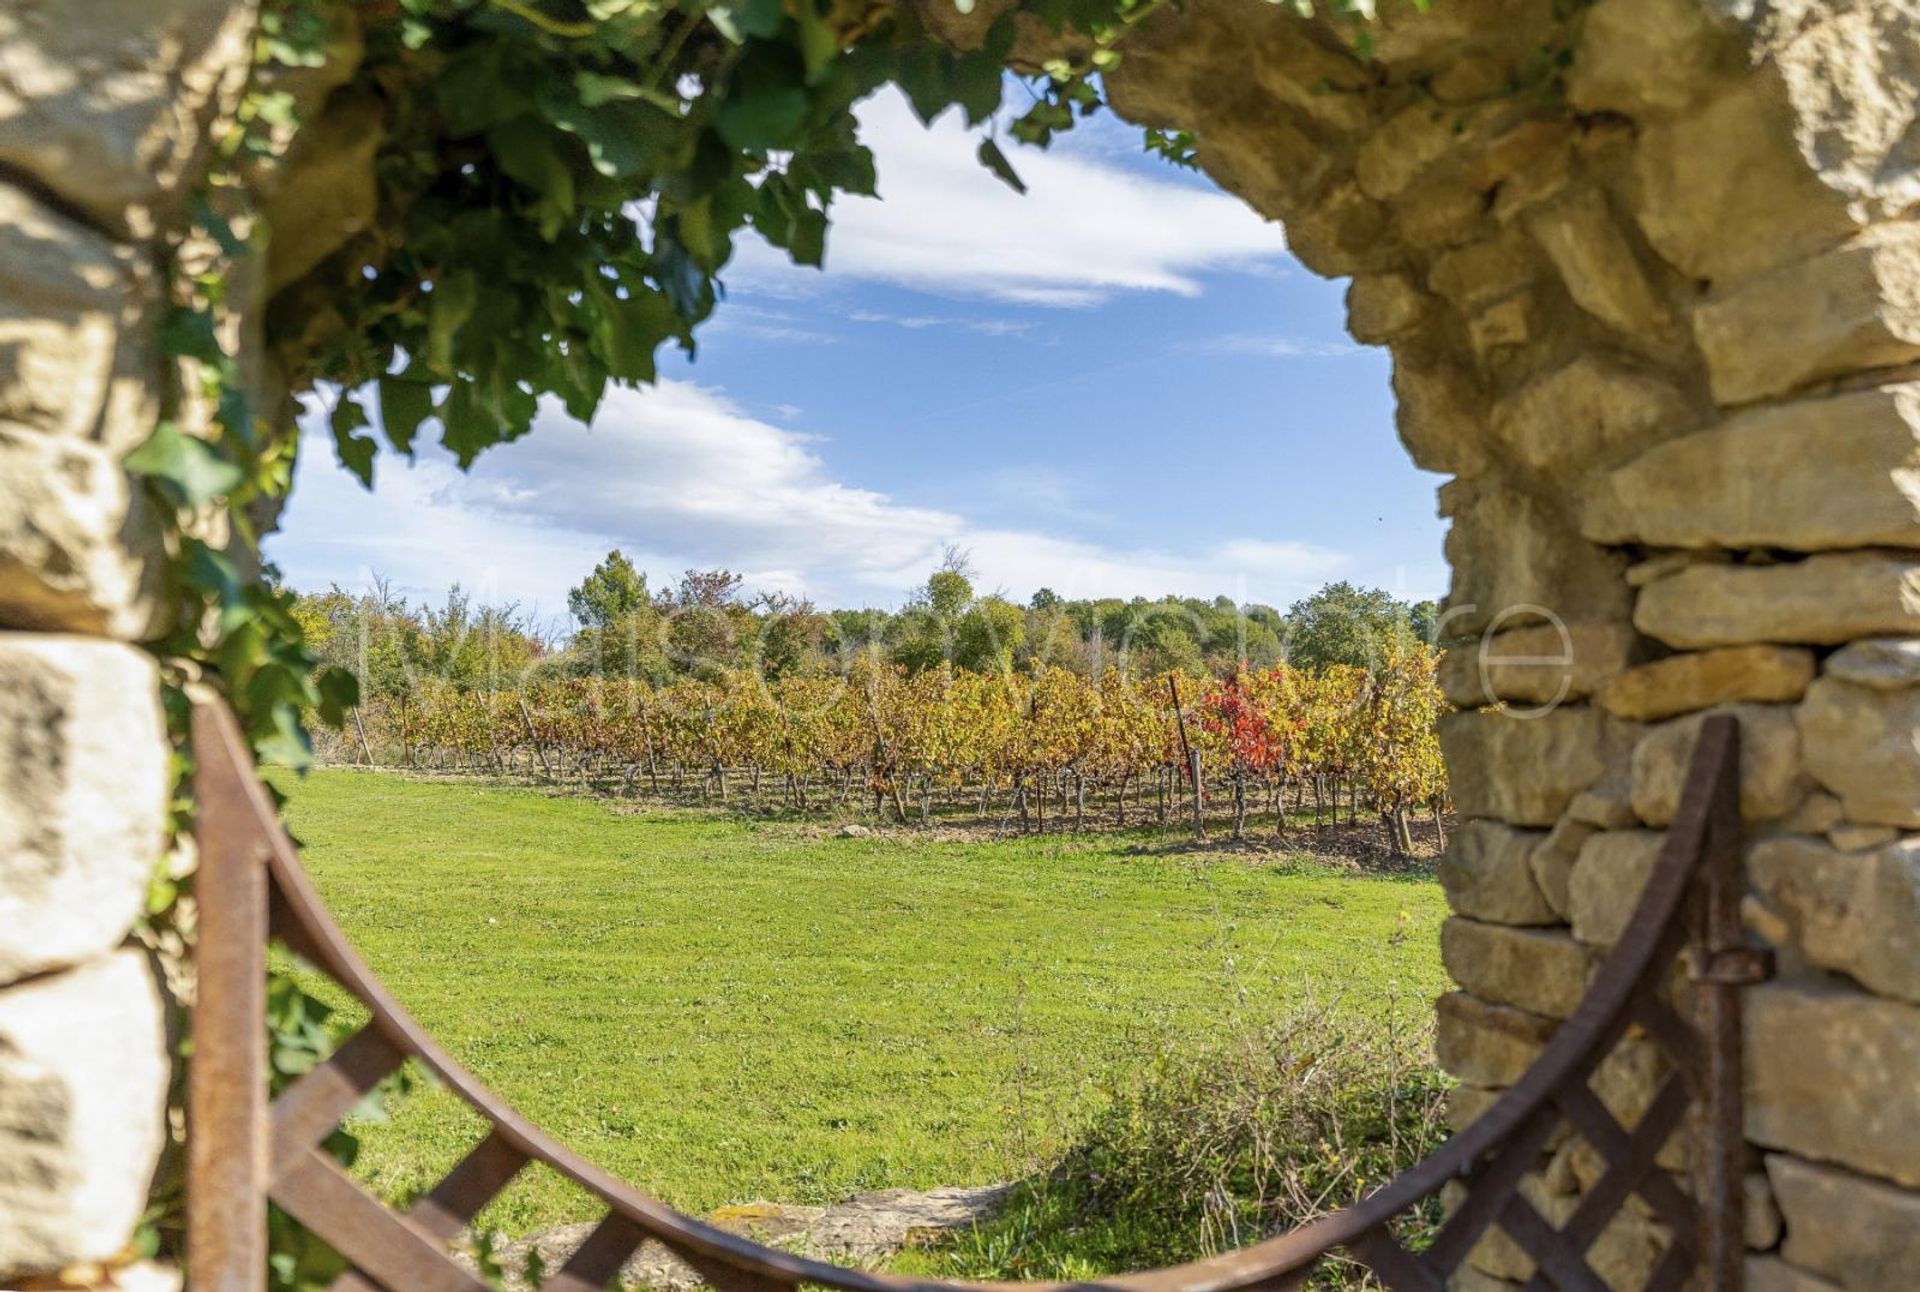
[{"left": 275, "top": 770, "right": 1448, "bottom": 1236}]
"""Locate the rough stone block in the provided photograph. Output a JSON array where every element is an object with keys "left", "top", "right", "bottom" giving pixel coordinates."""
[
  {"left": 1527, "top": 187, "right": 1670, "bottom": 336},
  {"left": 1635, "top": 75, "right": 1859, "bottom": 287},
  {"left": 0, "top": 0, "right": 254, "bottom": 233},
  {"left": 1746, "top": 982, "right": 1920, "bottom": 1189},
  {"left": 1696, "top": 224, "right": 1920, "bottom": 405},
  {"left": 1825, "top": 636, "right": 1920, "bottom": 689},
  {"left": 1435, "top": 991, "right": 1558, "bottom": 1088},
  {"left": 1596, "top": 647, "right": 1815, "bottom": 721},
  {"left": 0, "top": 431, "right": 164, "bottom": 638},
  {"left": 1443, "top": 477, "right": 1632, "bottom": 638},
  {"left": 1568, "top": 829, "right": 1665, "bottom": 947},
  {"left": 1489, "top": 354, "right": 1694, "bottom": 477},
  {"left": 1529, "top": 814, "right": 1594, "bottom": 920},
  {"left": 1746, "top": 1256, "right": 1843, "bottom": 1292},
  {"left": 1441, "top": 918, "right": 1590, "bottom": 1018},
  {"left": 1346, "top": 272, "right": 1429, "bottom": 345},
  {"left": 1797, "top": 676, "right": 1920, "bottom": 827},
  {"left": 1768, "top": 1153, "right": 1920, "bottom": 1292},
  {"left": 1584, "top": 384, "right": 1920, "bottom": 551},
  {"left": 0, "top": 951, "right": 168, "bottom": 1283},
  {"left": 1439, "top": 707, "right": 1608, "bottom": 828},
  {"left": 1630, "top": 705, "right": 1808, "bottom": 825},
  {"left": 1634, "top": 553, "right": 1920, "bottom": 649},
  {"left": 1440, "top": 621, "right": 1638, "bottom": 709},
  {"left": 0, "top": 635, "right": 166, "bottom": 984},
  {"left": 1749, "top": 835, "right": 1920, "bottom": 1004},
  {"left": 1566, "top": 0, "right": 1743, "bottom": 117},
  {"left": 1439, "top": 820, "right": 1558, "bottom": 925}
]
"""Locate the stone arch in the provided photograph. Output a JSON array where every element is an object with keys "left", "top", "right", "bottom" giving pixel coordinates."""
[{"left": 3, "top": 1, "right": 1920, "bottom": 1286}]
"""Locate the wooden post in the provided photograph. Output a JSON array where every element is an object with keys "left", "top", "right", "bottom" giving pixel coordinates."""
[
  {"left": 188, "top": 697, "right": 270, "bottom": 1292},
  {"left": 350, "top": 706, "right": 375, "bottom": 765},
  {"left": 518, "top": 696, "right": 555, "bottom": 781},
  {"left": 1168, "top": 676, "right": 1205, "bottom": 841}
]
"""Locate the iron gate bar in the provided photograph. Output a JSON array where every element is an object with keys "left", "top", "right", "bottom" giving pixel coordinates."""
[{"left": 184, "top": 694, "right": 1758, "bottom": 1292}]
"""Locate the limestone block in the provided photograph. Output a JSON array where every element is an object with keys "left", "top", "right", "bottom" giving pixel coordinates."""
[
  {"left": 1630, "top": 705, "right": 1808, "bottom": 826},
  {"left": 1568, "top": 789, "right": 1639, "bottom": 829},
  {"left": 0, "top": 0, "right": 254, "bottom": 233},
  {"left": 1428, "top": 226, "right": 1543, "bottom": 314},
  {"left": 1435, "top": 991, "right": 1557, "bottom": 1088},
  {"left": 1797, "top": 676, "right": 1920, "bottom": 827},
  {"left": 1490, "top": 354, "right": 1694, "bottom": 477},
  {"left": 262, "top": 93, "right": 384, "bottom": 295},
  {"left": 1746, "top": 1170, "right": 1783, "bottom": 1251},
  {"left": 1634, "top": 76, "right": 1859, "bottom": 286},
  {"left": 1695, "top": 225, "right": 1920, "bottom": 405},
  {"left": 1439, "top": 621, "right": 1637, "bottom": 709},
  {"left": 1829, "top": 821, "right": 1898, "bottom": 851},
  {"left": 1392, "top": 356, "right": 1487, "bottom": 475},
  {"left": 1568, "top": 829, "right": 1664, "bottom": 947},
  {"left": 1441, "top": 917, "right": 1590, "bottom": 1018},
  {"left": 1768, "top": 1153, "right": 1920, "bottom": 1292},
  {"left": 1585, "top": 384, "right": 1920, "bottom": 550},
  {"left": 1566, "top": 0, "right": 1742, "bottom": 117},
  {"left": 0, "top": 636, "right": 166, "bottom": 984},
  {"left": 1596, "top": 647, "right": 1815, "bottom": 722},
  {"left": 1346, "top": 272, "right": 1429, "bottom": 345},
  {"left": 1529, "top": 814, "right": 1593, "bottom": 919},
  {"left": 1825, "top": 636, "right": 1920, "bottom": 689},
  {"left": 1746, "top": 1256, "right": 1843, "bottom": 1292},
  {"left": 0, "top": 951, "right": 168, "bottom": 1282},
  {"left": 1527, "top": 188, "right": 1670, "bottom": 336},
  {"left": 1356, "top": 101, "right": 1478, "bottom": 201},
  {"left": 1770, "top": 0, "right": 1920, "bottom": 225},
  {"left": 0, "top": 184, "right": 158, "bottom": 448},
  {"left": 1468, "top": 293, "right": 1531, "bottom": 360},
  {"left": 1439, "top": 820, "right": 1558, "bottom": 925},
  {"left": 1746, "top": 982, "right": 1920, "bottom": 1189},
  {"left": 0, "top": 430, "right": 164, "bottom": 638},
  {"left": 1440, "top": 708, "right": 1608, "bottom": 828},
  {"left": 1443, "top": 478, "right": 1632, "bottom": 638},
  {"left": 1749, "top": 835, "right": 1920, "bottom": 1004},
  {"left": 1785, "top": 789, "right": 1845, "bottom": 835},
  {"left": 1635, "top": 553, "right": 1920, "bottom": 649}
]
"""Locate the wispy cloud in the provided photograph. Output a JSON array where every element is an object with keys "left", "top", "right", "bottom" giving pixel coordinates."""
[
  {"left": 724, "top": 88, "right": 1291, "bottom": 308},
  {"left": 849, "top": 309, "right": 1036, "bottom": 337},
  {"left": 1184, "top": 334, "right": 1366, "bottom": 359},
  {"left": 700, "top": 303, "right": 837, "bottom": 344},
  {"left": 271, "top": 381, "right": 1347, "bottom": 612}
]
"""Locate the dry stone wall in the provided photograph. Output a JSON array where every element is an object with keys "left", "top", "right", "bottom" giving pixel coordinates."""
[
  {"left": 0, "top": 0, "right": 255, "bottom": 1282},
  {"left": 1096, "top": 1, "right": 1920, "bottom": 1285}
]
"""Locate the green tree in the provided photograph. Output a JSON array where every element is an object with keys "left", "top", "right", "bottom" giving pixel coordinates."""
[
  {"left": 1284, "top": 582, "right": 1424, "bottom": 672},
  {"left": 567, "top": 550, "right": 650, "bottom": 628},
  {"left": 955, "top": 596, "right": 1025, "bottom": 674}
]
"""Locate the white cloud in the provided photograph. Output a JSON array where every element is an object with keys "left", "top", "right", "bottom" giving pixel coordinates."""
[
  {"left": 849, "top": 309, "right": 1035, "bottom": 336},
  {"left": 725, "top": 89, "right": 1290, "bottom": 307},
  {"left": 1185, "top": 334, "right": 1366, "bottom": 358},
  {"left": 269, "top": 381, "right": 1348, "bottom": 615}
]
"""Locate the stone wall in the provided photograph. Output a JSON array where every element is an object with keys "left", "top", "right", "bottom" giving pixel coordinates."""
[
  {"left": 1099, "top": 1, "right": 1920, "bottom": 1286},
  {"left": 0, "top": 0, "right": 254, "bottom": 1282}
]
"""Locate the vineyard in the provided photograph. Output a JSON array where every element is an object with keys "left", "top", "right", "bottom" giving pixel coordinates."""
[{"left": 333, "top": 643, "right": 1449, "bottom": 853}]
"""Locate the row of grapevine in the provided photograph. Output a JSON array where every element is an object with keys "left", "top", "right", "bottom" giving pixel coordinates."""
[{"left": 339, "top": 644, "right": 1448, "bottom": 852}]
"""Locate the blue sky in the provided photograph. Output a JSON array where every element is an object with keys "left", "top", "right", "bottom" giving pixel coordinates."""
[{"left": 268, "top": 88, "right": 1446, "bottom": 631}]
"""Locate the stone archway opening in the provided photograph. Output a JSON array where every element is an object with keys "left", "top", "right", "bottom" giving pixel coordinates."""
[{"left": 4, "top": 1, "right": 1920, "bottom": 1288}]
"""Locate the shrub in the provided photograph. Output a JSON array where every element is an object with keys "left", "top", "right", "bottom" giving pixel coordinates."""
[{"left": 910, "top": 1004, "right": 1447, "bottom": 1289}]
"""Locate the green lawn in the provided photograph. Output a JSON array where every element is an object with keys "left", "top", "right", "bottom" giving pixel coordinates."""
[{"left": 275, "top": 770, "right": 1447, "bottom": 1236}]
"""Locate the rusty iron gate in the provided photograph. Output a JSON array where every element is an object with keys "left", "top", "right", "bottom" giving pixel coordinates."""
[{"left": 184, "top": 695, "right": 1766, "bottom": 1292}]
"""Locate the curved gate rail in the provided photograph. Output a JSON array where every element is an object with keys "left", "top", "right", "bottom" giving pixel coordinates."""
[{"left": 184, "top": 694, "right": 1766, "bottom": 1292}]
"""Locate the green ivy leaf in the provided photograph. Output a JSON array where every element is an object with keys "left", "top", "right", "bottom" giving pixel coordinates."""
[
  {"left": 124, "top": 421, "right": 245, "bottom": 508},
  {"left": 378, "top": 375, "right": 436, "bottom": 454},
  {"left": 977, "top": 138, "right": 1026, "bottom": 193},
  {"left": 329, "top": 395, "right": 376, "bottom": 487},
  {"left": 716, "top": 74, "right": 809, "bottom": 152},
  {"left": 427, "top": 272, "right": 480, "bottom": 374}
]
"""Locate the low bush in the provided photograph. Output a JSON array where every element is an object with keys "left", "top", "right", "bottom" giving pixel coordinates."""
[{"left": 905, "top": 1003, "right": 1448, "bottom": 1288}]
